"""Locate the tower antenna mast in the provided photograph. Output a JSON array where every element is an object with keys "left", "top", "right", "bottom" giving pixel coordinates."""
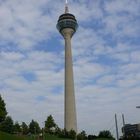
[{"left": 65, "top": 0, "right": 69, "bottom": 13}]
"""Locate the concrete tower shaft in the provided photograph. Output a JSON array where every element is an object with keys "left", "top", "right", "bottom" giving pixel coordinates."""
[{"left": 63, "top": 28, "right": 77, "bottom": 132}]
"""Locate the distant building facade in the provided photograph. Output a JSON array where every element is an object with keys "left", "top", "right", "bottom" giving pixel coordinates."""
[{"left": 122, "top": 123, "right": 140, "bottom": 138}]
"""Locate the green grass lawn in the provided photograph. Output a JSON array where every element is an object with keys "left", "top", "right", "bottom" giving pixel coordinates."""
[
  {"left": 0, "top": 131, "right": 114, "bottom": 140},
  {"left": 0, "top": 131, "right": 72, "bottom": 140},
  {"left": 94, "top": 138, "right": 114, "bottom": 140},
  {"left": 0, "top": 131, "right": 34, "bottom": 140}
]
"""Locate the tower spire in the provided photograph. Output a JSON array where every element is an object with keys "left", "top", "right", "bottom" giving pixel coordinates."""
[{"left": 65, "top": 0, "right": 69, "bottom": 13}]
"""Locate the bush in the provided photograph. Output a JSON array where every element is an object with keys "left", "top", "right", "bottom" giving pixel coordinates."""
[
  {"left": 58, "top": 129, "right": 76, "bottom": 139},
  {"left": 88, "top": 135, "right": 97, "bottom": 140},
  {"left": 77, "top": 131, "right": 87, "bottom": 140},
  {"left": 98, "top": 130, "right": 113, "bottom": 139}
]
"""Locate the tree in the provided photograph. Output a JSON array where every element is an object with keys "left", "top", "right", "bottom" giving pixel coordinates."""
[
  {"left": 88, "top": 135, "right": 97, "bottom": 140},
  {"left": 54, "top": 125, "right": 61, "bottom": 135},
  {"left": 21, "top": 122, "right": 29, "bottom": 135},
  {"left": 77, "top": 131, "right": 87, "bottom": 140},
  {"left": 14, "top": 121, "right": 21, "bottom": 134},
  {"left": 98, "top": 130, "right": 113, "bottom": 139},
  {"left": 0, "top": 95, "right": 7, "bottom": 123},
  {"left": 68, "top": 129, "right": 76, "bottom": 139},
  {"left": 58, "top": 128, "right": 68, "bottom": 138},
  {"left": 45, "top": 115, "right": 56, "bottom": 133},
  {"left": 29, "top": 120, "right": 40, "bottom": 134},
  {"left": 0, "top": 116, "right": 14, "bottom": 133},
  {"left": 58, "top": 129, "right": 76, "bottom": 139}
]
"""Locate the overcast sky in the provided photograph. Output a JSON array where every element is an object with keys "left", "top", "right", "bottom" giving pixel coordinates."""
[{"left": 0, "top": 0, "right": 140, "bottom": 137}]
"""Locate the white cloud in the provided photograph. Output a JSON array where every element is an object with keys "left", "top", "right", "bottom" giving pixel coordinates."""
[{"left": 0, "top": 52, "right": 24, "bottom": 61}]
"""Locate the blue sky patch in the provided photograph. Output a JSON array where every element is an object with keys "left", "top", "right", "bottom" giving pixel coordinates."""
[
  {"left": 35, "top": 96, "right": 46, "bottom": 102},
  {"left": 21, "top": 72, "right": 37, "bottom": 82}
]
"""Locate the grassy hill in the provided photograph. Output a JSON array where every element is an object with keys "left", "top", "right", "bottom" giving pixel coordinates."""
[
  {"left": 96, "top": 138, "right": 112, "bottom": 140},
  {"left": 0, "top": 131, "right": 33, "bottom": 140},
  {"left": 0, "top": 131, "right": 71, "bottom": 140},
  {"left": 0, "top": 131, "right": 114, "bottom": 140}
]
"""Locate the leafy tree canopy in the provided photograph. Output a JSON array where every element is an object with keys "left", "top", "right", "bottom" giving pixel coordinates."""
[
  {"left": 14, "top": 121, "right": 21, "bottom": 134},
  {"left": 21, "top": 122, "right": 29, "bottom": 135},
  {"left": 45, "top": 115, "right": 56, "bottom": 132},
  {"left": 0, "top": 116, "right": 14, "bottom": 134},
  {"left": 98, "top": 130, "right": 113, "bottom": 138},
  {"left": 58, "top": 129, "right": 76, "bottom": 139},
  {"left": 0, "top": 95, "right": 7, "bottom": 123},
  {"left": 77, "top": 131, "right": 87, "bottom": 140},
  {"left": 29, "top": 120, "right": 40, "bottom": 134}
]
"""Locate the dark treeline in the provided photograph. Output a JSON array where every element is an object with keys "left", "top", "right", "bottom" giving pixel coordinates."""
[{"left": 0, "top": 95, "right": 116, "bottom": 140}]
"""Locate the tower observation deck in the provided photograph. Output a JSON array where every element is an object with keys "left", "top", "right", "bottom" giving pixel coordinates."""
[
  {"left": 57, "top": 0, "right": 78, "bottom": 37},
  {"left": 56, "top": 1, "right": 78, "bottom": 133},
  {"left": 57, "top": 13, "right": 78, "bottom": 36}
]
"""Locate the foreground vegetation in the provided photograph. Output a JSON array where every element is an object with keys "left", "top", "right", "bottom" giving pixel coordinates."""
[
  {"left": 0, "top": 95, "right": 115, "bottom": 140},
  {"left": 0, "top": 132, "right": 78, "bottom": 140},
  {"left": 0, "top": 131, "right": 114, "bottom": 140},
  {"left": 0, "top": 131, "right": 32, "bottom": 140}
]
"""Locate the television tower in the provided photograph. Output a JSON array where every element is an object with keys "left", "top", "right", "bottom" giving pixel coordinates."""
[{"left": 57, "top": 0, "right": 78, "bottom": 132}]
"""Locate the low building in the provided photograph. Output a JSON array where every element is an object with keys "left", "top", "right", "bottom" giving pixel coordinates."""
[{"left": 122, "top": 123, "right": 140, "bottom": 138}]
